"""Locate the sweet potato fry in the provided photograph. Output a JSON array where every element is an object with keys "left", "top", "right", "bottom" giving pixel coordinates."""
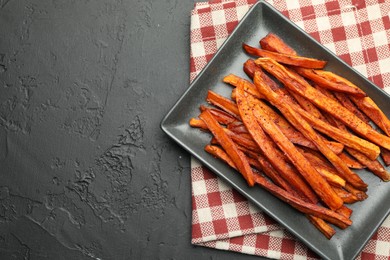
[
  {"left": 333, "top": 92, "right": 371, "bottom": 124},
  {"left": 246, "top": 157, "right": 264, "bottom": 171},
  {"left": 288, "top": 89, "right": 329, "bottom": 122},
  {"left": 231, "top": 88, "right": 237, "bottom": 100},
  {"left": 243, "top": 60, "right": 282, "bottom": 91},
  {"left": 206, "top": 90, "right": 240, "bottom": 119},
  {"left": 224, "top": 73, "right": 263, "bottom": 99},
  {"left": 260, "top": 33, "right": 297, "bottom": 55},
  {"left": 284, "top": 68, "right": 330, "bottom": 122},
  {"left": 253, "top": 71, "right": 368, "bottom": 191},
  {"left": 251, "top": 158, "right": 295, "bottom": 193},
  {"left": 205, "top": 144, "right": 237, "bottom": 169},
  {"left": 344, "top": 183, "right": 368, "bottom": 201},
  {"left": 205, "top": 124, "right": 261, "bottom": 153},
  {"left": 227, "top": 121, "right": 249, "bottom": 134},
  {"left": 243, "top": 43, "right": 327, "bottom": 69},
  {"left": 206, "top": 144, "right": 259, "bottom": 174},
  {"left": 307, "top": 215, "right": 336, "bottom": 239},
  {"left": 298, "top": 148, "right": 346, "bottom": 188},
  {"left": 189, "top": 118, "right": 208, "bottom": 130},
  {"left": 338, "top": 152, "right": 365, "bottom": 169},
  {"left": 381, "top": 148, "right": 390, "bottom": 166},
  {"left": 313, "top": 70, "right": 367, "bottom": 96},
  {"left": 191, "top": 117, "right": 257, "bottom": 146},
  {"left": 235, "top": 85, "right": 319, "bottom": 204},
  {"left": 199, "top": 105, "right": 238, "bottom": 125},
  {"left": 224, "top": 128, "right": 260, "bottom": 153},
  {"left": 332, "top": 187, "right": 360, "bottom": 204},
  {"left": 295, "top": 67, "right": 366, "bottom": 97},
  {"left": 210, "top": 136, "right": 219, "bottom": 146},
  {"left": 336, "top": 205, "right": 353, "bottom": 219},
  {"left": 255, "top": 57, "right": 390, "bottom": 152},
  {"left": 350, "top": 96, "right": 390, "bottom": 136},
  {"left": 233, "top": 132, "right": 252, "bottom": 141},
  {"left": 227, "top": 70, "right": 282, "bottom": 102},
  {"left": 314, "top": 165, "right": 346, "bottom": 188},
  {"left": 199, "top": 110, "right": 255, "bottom": 186},
  {"left": 190, "top": 106, "right": 240, "bottom": 130},
  {"left": 243, "top": 59, "right": 263, "bottom": 80},
  {"left": 346, "top": 148, "right": 390, "bottom": 182}
]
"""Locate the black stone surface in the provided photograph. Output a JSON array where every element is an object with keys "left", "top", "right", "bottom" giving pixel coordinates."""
[{"left": 0, "top": 0, "right": 267, "bottom": 259}]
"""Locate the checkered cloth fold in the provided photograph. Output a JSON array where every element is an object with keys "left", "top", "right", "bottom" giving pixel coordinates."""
[{"left": 190, "top": 0, "right": 390, "bottom": 259}]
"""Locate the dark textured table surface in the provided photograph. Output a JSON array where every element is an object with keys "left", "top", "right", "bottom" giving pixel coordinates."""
[{"left": 0, "top": 0, "right": 266, "bottom": 259}]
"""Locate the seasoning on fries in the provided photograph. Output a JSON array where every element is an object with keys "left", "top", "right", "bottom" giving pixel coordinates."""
[{"left": 189, "top": 32, "right": 390, "bottom": 239}]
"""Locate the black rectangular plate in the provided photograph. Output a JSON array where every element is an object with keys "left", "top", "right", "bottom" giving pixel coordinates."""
[{"left": 161, "top": 1, "right": 390, "bottom": 259}]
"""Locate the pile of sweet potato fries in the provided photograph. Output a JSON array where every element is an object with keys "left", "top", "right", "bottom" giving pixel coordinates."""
[{"left": 189, "top": 33, "right": 390, "bottom": 239}]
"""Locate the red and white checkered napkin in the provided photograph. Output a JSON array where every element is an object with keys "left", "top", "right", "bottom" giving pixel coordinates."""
[{"left": 190, "top": 0, "right": 390, "bottom": 259}]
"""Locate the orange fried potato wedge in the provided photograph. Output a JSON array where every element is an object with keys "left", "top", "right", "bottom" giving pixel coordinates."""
[
  {"left": 243, "top": 43, "right": 327, "bottom": 69},
  {"left": 199, "top": 109, "right": 255, "bottom": 186},
  {"left": 295, "top": 67, "right": 366, "bottom": 97},
  {"left": 260, "top": 33, "right": 297, "bottom": 55}
]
